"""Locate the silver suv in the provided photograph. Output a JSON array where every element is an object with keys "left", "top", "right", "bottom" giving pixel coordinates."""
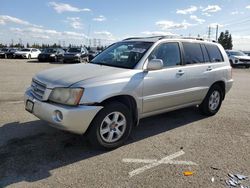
[{"left": 25, "top": 36, "right": 233, "bottom": 149}]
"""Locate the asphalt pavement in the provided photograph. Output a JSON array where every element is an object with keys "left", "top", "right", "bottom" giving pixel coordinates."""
[{"left": 0, "top": 59, "right": 249, "bottom": 188}]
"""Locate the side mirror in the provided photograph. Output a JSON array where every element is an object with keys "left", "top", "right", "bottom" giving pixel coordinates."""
[{"left": 146, "top": 59, "right": 164, "bottom": 71}]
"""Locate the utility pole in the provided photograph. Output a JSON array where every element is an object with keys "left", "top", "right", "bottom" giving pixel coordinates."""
[
  {"left": 215, "top": 25, "right": 219, "bottom": 41},
  {"left": 208, "top": 26, "right": 211, "bottom": 41}
]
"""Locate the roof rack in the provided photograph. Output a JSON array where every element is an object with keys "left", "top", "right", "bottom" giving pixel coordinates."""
[
  {"left": 123, "top": 35, "right": 217, "bottom": 43},
  {"left": 123, "top": 35, "right": 177, "bottom": 41}
]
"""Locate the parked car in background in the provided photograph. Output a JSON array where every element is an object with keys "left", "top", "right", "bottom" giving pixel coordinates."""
[
  {"left": 226, "top": 50, "right": 250, "bottom": 68},
  {"left": 0, "top": 48, "right": 10, "bottom": 58},
  {"left": 88, "top": 49, "right": 99, "bottom": 61},
  {"left": 243, "top": 51, "right": 250, "bottom": 56},
  {"left": 25, "top": 37, "right": 233, "bottom": 149},
  {"left": 14, "top": 48, "right": 41, "bottom": 59},
  {"left": 63, "top": 47, "right": 89, "bottom": 63},
  {"left": 38, "top": 48, "right": 65, "bottom": 62},
  {"left": 5, "top": 48, "right": 19, "bottom": 58}
]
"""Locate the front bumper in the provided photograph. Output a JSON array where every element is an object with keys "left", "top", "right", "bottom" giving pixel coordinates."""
[
  {"left": 15, "top": 54, "right": 28, "bottom": 59},
  {"left": 24, "top": 89, "right": 103, "bottom": 134},
  {"left": 38, "top": 56, "right": 56, "bottom": 62},
  {"left": 63, "top": 56, "right": 81, "bottom": 63}
]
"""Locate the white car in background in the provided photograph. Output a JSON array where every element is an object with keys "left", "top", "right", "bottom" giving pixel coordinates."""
[
  {"left": 226, "top": 50, "right": 250, "bottom": 68},
  {"left": 14, "top": 48, "right": 41, "bottom": 59}
]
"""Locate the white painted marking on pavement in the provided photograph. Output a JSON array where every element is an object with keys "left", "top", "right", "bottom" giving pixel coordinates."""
[
  {"left": 6, "top": 101, "right": 23, "bottom": 104},
  {"left": 0, "top": 92, "right": 23, "bottom": 95},
  {"left": 123, "top": 150, "right": 198, "bottom": 177}
]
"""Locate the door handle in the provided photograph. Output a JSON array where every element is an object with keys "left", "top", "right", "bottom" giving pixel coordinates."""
[
  {"left": 207, "top": 66, "right": 213, "bottom": 71},
  {"left": 176, "top": 70, "right": 185, "bottom": 76}
]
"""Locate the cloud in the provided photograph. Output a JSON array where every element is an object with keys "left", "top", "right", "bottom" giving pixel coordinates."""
[
  {"left": 190, "top": 15, "right": 205, "bottom": 24},
  {"left": 141, "top": 31, "right": 178, "bottom": 36},
  {"left": 246, "top": 5, "right": 250, "bottom": 9},
  {"left": 156, "top": 20, "right": 192, "bottom": 30},
  {"left": 0, "top": 15, "right": 42, "bottom": 27},
  {"left": 176, "top": 6, "right": 198, "bottom": 15},
  {"left": 9, "top": 27, "right": 88, "bottom": 40},
  {"left": 202, "top": 12, "right": 212, "bottom": 17},
  {"left": 231, "top": 11, "right": 244, "bottom": 15},
  {"left": 202, "top": 5, "right": 221, "bottom": 13},
  {"left": 48, "top": 2, "right": 91, "bottom": 13},
  {"left": 94, "top": 31, "right": 115, "bottom": 40},
  {"left": 66, "top": 17, "right": 83, "bottom": 29},
  {"left": 93, "top": 15, "right": 106, "bottom": 22}
]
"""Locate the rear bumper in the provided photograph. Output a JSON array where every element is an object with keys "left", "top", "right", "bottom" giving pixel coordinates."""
[
  {"left": 225, "top": 79, "right": 233, "bottom": 93},
  {"left": 24, "top": 89, "right": 103, "bottom": 134}
]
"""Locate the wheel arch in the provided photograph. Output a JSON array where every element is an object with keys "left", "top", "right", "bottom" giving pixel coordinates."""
[
  {"left": 99, "top": 95, "right": 139, "bottom": 126},
  {"left": 210, "top": 81, "right": 226, "bottom": 100}
]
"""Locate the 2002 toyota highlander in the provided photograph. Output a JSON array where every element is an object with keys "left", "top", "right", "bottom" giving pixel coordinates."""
[{"left": 25, "top": 36, "right": 233, "bottom": 149}]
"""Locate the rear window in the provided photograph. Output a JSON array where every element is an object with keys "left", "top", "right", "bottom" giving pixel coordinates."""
[
  {"left": 182, "top": 42, "right": 204, "bottom": 64},
  {"left": 205, "top": 44, "right": 224, "bottom": 62}
]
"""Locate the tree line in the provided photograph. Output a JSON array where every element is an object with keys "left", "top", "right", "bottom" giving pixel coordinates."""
[
  {"left": 0, "top": 43, "right": 106, "bottom": 51},
  {"left": 218, "top": 30, "right": 233, "bottom": 50}
]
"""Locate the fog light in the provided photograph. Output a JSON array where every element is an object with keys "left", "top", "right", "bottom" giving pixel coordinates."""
[{"left": 53, "top": 110, "right": 63, "bottom": 122}]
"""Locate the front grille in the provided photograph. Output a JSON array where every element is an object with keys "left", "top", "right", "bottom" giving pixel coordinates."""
[
  {"left": 239, "top": 59, "right": 250, "bottom": 63},
  {"left": 31, "top": 79, "right": 46, "bottom": 100}
]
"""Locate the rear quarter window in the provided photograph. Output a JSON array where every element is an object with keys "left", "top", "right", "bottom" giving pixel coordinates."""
[{"left": 205, "top": 44, "right": 224, "bottom": 62}]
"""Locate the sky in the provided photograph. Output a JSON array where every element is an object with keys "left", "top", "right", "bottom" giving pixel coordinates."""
[{"left": 0, "top": 0, "right": 250, "bottom": 50}]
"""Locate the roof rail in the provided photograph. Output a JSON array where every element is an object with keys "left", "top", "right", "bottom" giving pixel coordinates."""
[
  {"left": 123, "top": 35, "right": 178, "bottom": 41},
  {"left": 123, "top": 35, "right": 218, "bottom": 43}
]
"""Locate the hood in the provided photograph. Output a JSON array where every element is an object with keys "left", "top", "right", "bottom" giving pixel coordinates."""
[
  {"left": 65, "top": 52, "right": 79, "bottom": 55},
  {"left": 234, "top": 55, "right": 250, "bottom": 60},
  {"left": 15, "top": 51, "right": 30, "bottom": 54},
  {"left": 40, "top": 52, "right": 56, "bottom": 55},
  {"left": 34, "top": 63, "right": 129, "bottom": 88}
]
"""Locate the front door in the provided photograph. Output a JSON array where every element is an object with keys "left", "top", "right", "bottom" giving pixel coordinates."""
[{"left": 143, "top": 42, "right": 189, "bottom": 114}]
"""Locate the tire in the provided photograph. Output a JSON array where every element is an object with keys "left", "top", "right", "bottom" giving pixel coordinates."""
[
  {"left": 229, "top": 60, "right": 235, "bottom": 68},
  {"left": 245, "top": 65, "right": 250, "bottom": 69},
  {"left": 87, "top": 102, "right": 133, "bottom": 150},
  {"left": 199, "top": 85, "right": 223, "bottom": 116}
]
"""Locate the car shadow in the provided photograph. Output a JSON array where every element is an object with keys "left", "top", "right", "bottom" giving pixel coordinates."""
[{"left": 0, "top": 107, "right": 206, "bottom": 187}]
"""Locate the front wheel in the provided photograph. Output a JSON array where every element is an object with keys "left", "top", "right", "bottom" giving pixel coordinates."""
[
  {"left": 87, "top": 102, "right": 132, "bottom": 150},
  {"left": 199, "top": 85, "right": 223, "bottom": 116}
]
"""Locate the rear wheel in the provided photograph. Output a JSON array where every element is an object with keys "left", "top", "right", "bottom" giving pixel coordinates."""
[
  {"left": 199, "top": 85, "right": 223, "bottom": 116},
  {"left": 87, "top": 102, "right": 132, "bottom": 150}
]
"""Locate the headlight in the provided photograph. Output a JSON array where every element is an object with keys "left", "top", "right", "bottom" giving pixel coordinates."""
[
  {"left": 49, "top": 88, "right": 84, "bottom": 106},
  {"left": 50, "top": 54, "right": 56, "bottom": 57},
  {"left": 75, "top": 54, "right": 80, "bottom": 57},
  {"left": 235, "top": 58, "right": 239, "bottom": 63}
]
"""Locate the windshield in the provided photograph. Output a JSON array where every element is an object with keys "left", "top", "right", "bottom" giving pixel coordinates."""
[
  {"left": 91, "top": 41, "right": 153, "bottom": 69},
  {"left": 1, "top": 48, "right": 9, "bottom": 52},
  {"left": 44, "top": 48, "right": 57, "bottom": 53},
  {"left": 229, "top": 51, "right": 246, "bottom": 56},
  {"left": 68, "top": 48, "right": 81, "bottom": 53},
  {"left": 21, "top": 49, "right": 31, "bottom": 52}
]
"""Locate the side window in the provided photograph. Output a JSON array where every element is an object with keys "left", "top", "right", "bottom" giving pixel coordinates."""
[
  {"left": 149, "top": 43, "right": 181, "bottom": 67},
  {"left": 32, "top": 49, "right": 37, "bottom": 52},
  {"left": 182, "top": 42, "right": 204, "bottom": 64},
  {"left": 201, "top": 44, "right": 210, "bottom": 62},
  {"left": 205, "top": 44, "right": 224, "bottom": 62}
]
